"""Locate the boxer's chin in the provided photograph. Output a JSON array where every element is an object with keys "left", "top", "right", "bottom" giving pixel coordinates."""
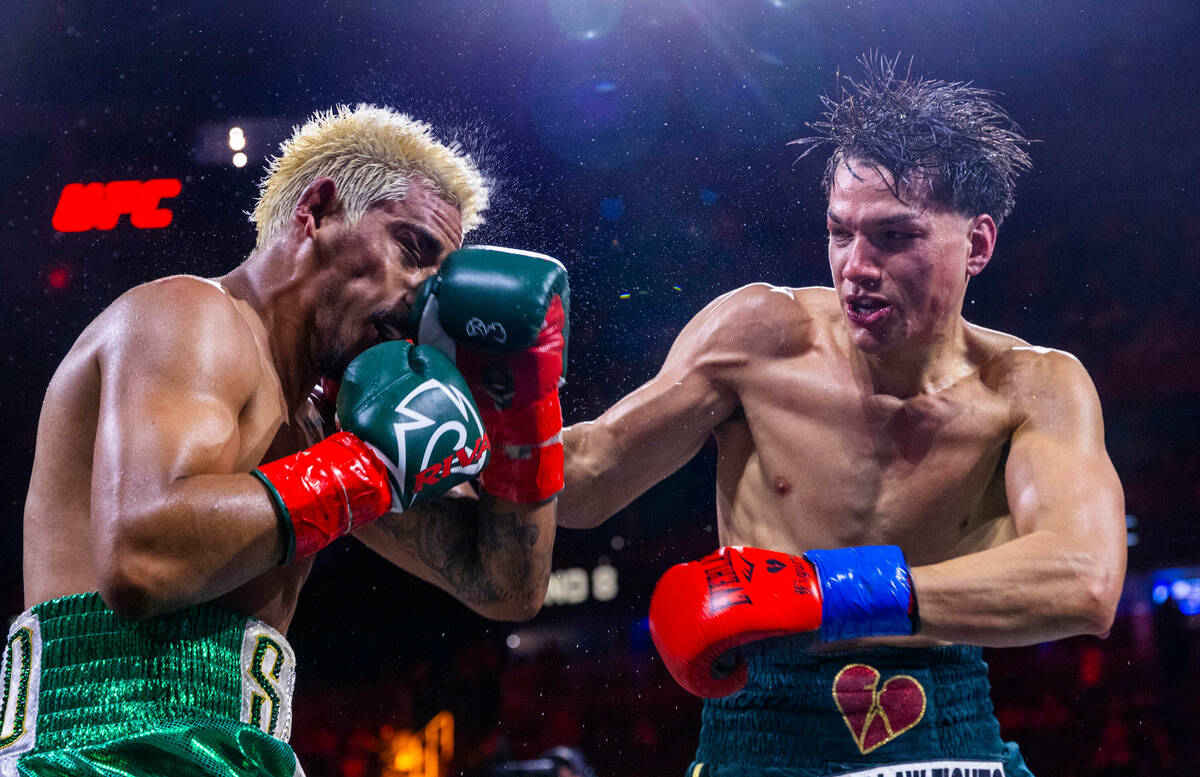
[
  {"left": 318, "top": 324, "right": 389, "bottom": 379},
  {"left": 315, "top": 341, "right": 357, "bottom": 381},
  {"left": 849, "top": 330, "right": 890, "bottom": 355}
]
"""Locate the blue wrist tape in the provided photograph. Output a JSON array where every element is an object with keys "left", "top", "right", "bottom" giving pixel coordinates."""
[{"left": 804, "top": 545, "right": 914, "bottom": 642}]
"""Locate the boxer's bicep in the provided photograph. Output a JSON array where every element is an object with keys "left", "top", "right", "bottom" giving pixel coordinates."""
[
  {"left": 93, "top": 302, "right": 251, "bottom": 507},
  {"left": 1004, "top": 353, "right": 1124, "bottom": 552},
  {"left": 1001, "top": 352, "right": 1126, "bottom": 620}
]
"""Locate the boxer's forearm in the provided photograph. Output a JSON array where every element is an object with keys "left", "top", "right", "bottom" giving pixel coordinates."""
[
  {"left": 910, "top": 530, "right": 1124, "bottom": 647},
  {"left": 476, "top": 494, "right": 556, "bottom": 619},
  {"left": 559, "top": 421, "right": 632, "bottom": 528},
  {"left": 360, "top": 491, "right": 555, "bottom": 621},
  {"left": 559, "top": 381, "right": 726, "bottom": 528},
  {"left": 96, "top": 473, "right": 288, "bottom": 620},
  {"left": 560, "top": 291, "right": 747, "bottom": 530}
]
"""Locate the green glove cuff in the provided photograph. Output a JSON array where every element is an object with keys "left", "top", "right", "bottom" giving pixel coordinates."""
[{"left": 249, "top": 469, "right": 297, "bottom": 565}]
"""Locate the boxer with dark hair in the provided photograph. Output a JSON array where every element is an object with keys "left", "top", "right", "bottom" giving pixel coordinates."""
[
  {"left": 12, "top": 104, "right": 568, "bottom": 776},
  {"left": 560, "top": 55, "right": 1124, "bottom": 777}
]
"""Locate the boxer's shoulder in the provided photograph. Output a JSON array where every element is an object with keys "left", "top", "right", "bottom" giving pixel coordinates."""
[
  {"left": 691, "top": 283, "right": 822, "bottom": 359},
  {"left": 93, "top": 275, "right": 263, "bottom": 389},
  {"left": 971, "top": 326, "right": 1094, "bottom": 418},
  {"left": 111, "top": 273, "right": 237, "bottom": 313},
  {"left": 108, "top": 275, "right": 253, "bottom": 343}
]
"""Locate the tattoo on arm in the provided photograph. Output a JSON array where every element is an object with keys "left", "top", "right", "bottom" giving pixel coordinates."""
[{"left": 376, "top": 491, "right": 547, "bottom": 608}]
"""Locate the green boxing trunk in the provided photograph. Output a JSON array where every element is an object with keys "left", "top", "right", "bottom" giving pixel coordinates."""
[
  {"left": 0, "top": 593, "right": 303, "bottom": 777},
  {"left": 688, "top": 638, "right": 1034, "bottom": 777}
]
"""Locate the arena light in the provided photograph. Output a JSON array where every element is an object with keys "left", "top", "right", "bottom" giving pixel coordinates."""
[
  {"left": 548, "top": 0, "right": 623, "bottom": 40},
  {"left": 232, "top": 152, "right": 248, "bottom": 168},
  {"left": 193, "top": 117, "right": 289, "bottom": 167},
  {"left": 1172, "top": 579, "right": 1200, "bottom": 616},
  {"left": 47, "top": 267, "right": 71, "bottom": 290},
  {"left": 1151, "top": 568, "right": 1200, "bottom": 615},
  {"left": 379, "top": 711, "right": 453, "bottom": 777},
  {"left": 52, "top": 178, "right": 182, "bottom": 232}
]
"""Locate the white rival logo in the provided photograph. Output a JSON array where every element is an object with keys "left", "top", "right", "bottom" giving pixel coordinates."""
[
  {"left": 385, "top": 379, "right": 488, "bottom": 506},
  {"left": 466, "top": 317, "right": 508, "bottom": 344}
]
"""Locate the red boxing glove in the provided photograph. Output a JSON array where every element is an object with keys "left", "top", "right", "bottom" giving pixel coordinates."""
[
  {"left": 455, "top": 295, "right": 566, "bottom": 502},
  {"left": 648, "top": 546, "right": 822, "bottom": 698},
  {"left": 405, "top": 246, "right": 570, "bottom": 504}
]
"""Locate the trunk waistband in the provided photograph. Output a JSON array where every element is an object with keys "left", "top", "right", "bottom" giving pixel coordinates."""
[
  {"left": 698, "top": 639, "right": 1007, "bottom": 769},
  {"left": 0, "top": 592, "right": 296, "bottom": 760}
]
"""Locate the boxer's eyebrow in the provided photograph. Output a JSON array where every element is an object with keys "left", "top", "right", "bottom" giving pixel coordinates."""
[
  {"left": 392, "top": 222, "right": 444, "bottom": 253},
  {"left": 826, "top": 210, "right": 922, "bottom": 226}
]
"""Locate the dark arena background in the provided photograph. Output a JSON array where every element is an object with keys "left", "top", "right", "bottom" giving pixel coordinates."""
[{"left": 3, "top": 1, "right": 1200, "bottom": 775}]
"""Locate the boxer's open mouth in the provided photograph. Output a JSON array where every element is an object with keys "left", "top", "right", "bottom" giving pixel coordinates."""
[
  {"left": 373, "top": 321, "right": 406, "bottom": 342},
  {"left": 846, "top": 295, "right": 892, "bottom": 325},
  {"left": 369, "top": 304, "right": 411, "bottom": 342}
]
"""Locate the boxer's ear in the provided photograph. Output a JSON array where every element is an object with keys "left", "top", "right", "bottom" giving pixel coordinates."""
[
  {"left": 295, "top": 178, "right": 338, "bottom": 237},
  {"left": 966, "top": 214, "right": 996, "bottom": 277}
]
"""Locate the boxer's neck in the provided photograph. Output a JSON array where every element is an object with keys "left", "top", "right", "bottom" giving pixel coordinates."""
[
  {"left": 220, "top": 243, "right": 321, "bottom": 414},
  {"left": 852, "top": 315, "right": 974, "bottom": 398}
]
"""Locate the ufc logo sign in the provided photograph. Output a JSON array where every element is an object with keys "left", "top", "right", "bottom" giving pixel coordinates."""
[{"left": 52, "top": 178, "right": 182, "bottom": 232}]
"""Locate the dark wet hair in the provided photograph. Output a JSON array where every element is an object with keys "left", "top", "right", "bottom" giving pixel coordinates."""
[{"left": 791, "top": 53, "right": 1033, "bottom": 225}]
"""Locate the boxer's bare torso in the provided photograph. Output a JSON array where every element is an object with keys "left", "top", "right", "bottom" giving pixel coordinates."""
[
  {"left": 562, "top": 160, "right": 1123, "bottom": 650},
  {"left": 711, "top": 285, "right": 1018, "bottom": 568},
  {"left": 564, "top": 284, "right": 1037, "bottom": 647},
  {"left": 711, "top": 286, "right": 1035, "bottom": 649},
  {"left": 24, "top": 277, "right": 311, "bottom": 631}
]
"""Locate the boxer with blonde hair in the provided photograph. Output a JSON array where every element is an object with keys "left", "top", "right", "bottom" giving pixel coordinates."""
[{"left": 12, "top": 103, "right": 568, "bottom": 776}]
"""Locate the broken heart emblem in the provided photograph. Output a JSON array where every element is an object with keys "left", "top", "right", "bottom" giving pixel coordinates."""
[{"left": 832, "top": 663, "right": 927, "bottom": 754}]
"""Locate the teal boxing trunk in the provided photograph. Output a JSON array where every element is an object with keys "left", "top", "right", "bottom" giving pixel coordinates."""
[
  {"left": 687, "top": 640, "right": 1033, "bottom": 777},
  {"left": 0, "top": 593, "right": 303, "bottom": 777}
]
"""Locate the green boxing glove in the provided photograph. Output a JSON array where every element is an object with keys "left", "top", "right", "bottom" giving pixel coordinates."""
[
  {"left": 337, "top": 341, "right": 490, "bottom": 510},
  {"left": 253, "top": 341, "right": 489, "bottom": 562},
  {"left": 404, "top": 245, "right": 568, "bottom": 503}
]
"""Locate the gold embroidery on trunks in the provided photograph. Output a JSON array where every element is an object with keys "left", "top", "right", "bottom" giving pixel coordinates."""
[{"left": 832, "top": 663, "right": 927, "bottom": 754}]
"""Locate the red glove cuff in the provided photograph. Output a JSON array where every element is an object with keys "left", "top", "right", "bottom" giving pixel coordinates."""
[
  {"left": 252, "top": 431, "right": 393, "bottom": 562},
  {"left": 478, "top": 393, "right": 564, "bottom": 502},
  {"left": 479, "top": 436, "right": 564, "bottom": 503}
]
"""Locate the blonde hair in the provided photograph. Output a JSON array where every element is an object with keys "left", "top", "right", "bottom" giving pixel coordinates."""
[{"left": 252, "top": 104, "right": 489, "bottom": 248}]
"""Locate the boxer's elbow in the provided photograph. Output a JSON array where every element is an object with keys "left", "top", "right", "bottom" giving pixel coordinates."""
[
  {"left": 1077, "top": 566, "right": 1122, "bottom": 636},
  {"left": 479, "top": 568, "right": 549, "bottom": 622},
  {"left": 1053, "top": 550, "right": 1122, "bottom": 637},
  {"left": 495, "top": 593, "right": 545, "bottom": 622},
  {"left": 98, "top": 556, "right": 179, "bottom": 621},
  {"left": 97, "top": 513, "right": 190, "bottom": 621}
]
